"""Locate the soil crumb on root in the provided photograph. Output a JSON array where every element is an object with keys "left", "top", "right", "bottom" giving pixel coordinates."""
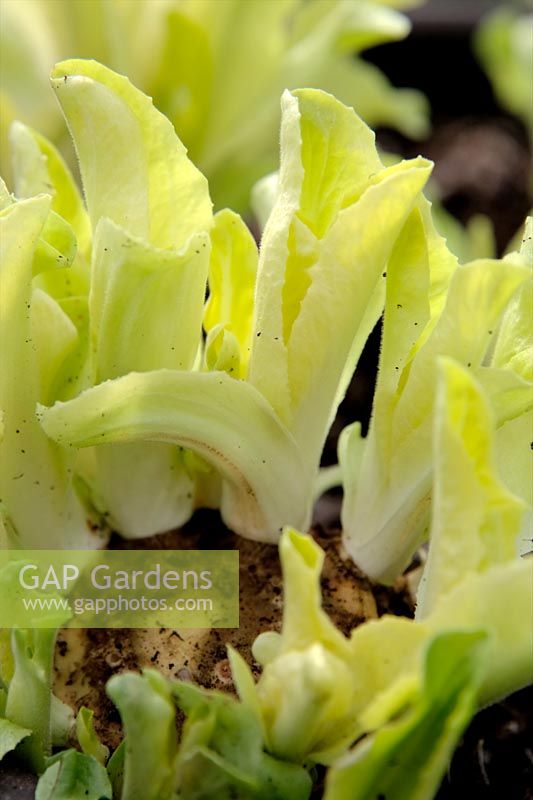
[{"left": 53, "top": 514, "right": 411, "bottom": 749}]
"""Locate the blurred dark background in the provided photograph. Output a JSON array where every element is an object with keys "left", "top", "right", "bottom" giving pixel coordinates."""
[{"left": 369, "top": 0, "right": 530, "bottom": 253}]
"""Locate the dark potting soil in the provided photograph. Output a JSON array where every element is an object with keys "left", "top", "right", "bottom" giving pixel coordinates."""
[
  {"left": 48, "top": 511, "right": 533, "bottom": 799},
  {"left": 436, "top": 684, "right": 533, "bottom": 800},
  {"left": 308, "top": 684, "right": 533, "bottom": 799},
  {"left": 0, "top": 761, "right": 37, "bottom": 800},
  {"left": 52, "top": 517, "right": 412, "bottom": 752}
]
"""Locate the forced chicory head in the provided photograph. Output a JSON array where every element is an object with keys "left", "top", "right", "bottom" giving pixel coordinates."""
[{"left": 38, "top": 65, "right": 431, "bottom": 544}]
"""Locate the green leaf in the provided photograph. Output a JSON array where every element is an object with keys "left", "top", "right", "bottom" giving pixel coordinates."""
[
  {"left": 204, "top": 325, "right": 242, "bottom": 377},
  {"left": 5, "top": 628, "right": 57, "bottom": 773},
  {"left": 35, "top": 749, "right": 112, "bottom": 800},
  {"left": 431, "top": 206, "right": 497, "bottom": 265},
  {"left": 76, "top": 706, "right": 109, "bottom": 765},
  {"left": 30, "top": 288, "right": 79, "bottom": 406},
  {"left": 495, "top": 412, "right": 533, "bottom": 553},
  {"left": 9, "top": 120, "right": 91, "bottom": 258},
  {"left": 343, "top": 229, "right": 529, "bottom": 581},
  {"left": 50, "top": 694, "right": 73, "bottom": 749},
  {"left": 331, "top": 1, "right": 412, "bottom": 53},
  {"left": 0, "top": 626, "right": 14, "bottom": 689},
  {"left": 475, "top": 366, "right": 533, "bottom": 428},
  {"left": 106, "top": 740, "right": 125, "bottom": 800},
  {"left": 248, "top": 89, "right": 431, "bottom": 474},
  {"left": 248, "top": 87, "right": 380, "bottom": 426},
  {"left": 36, "top": 59, "right": 216, "bottom": 539},
  {"left": 39, "top": 370, "right": 310, "bottom": 542},
  {"left": 351, "top": 556, "right": 533, "bottom": 730},
  {"left": 416, "top": 360, "right": 526, "bottom": 616},
  {"left": 32, "top": 209, "right": 78, "bottom": 275},
  {"left": 90, "top": 219, "right": 209, "bottom": 382},
  {"left": 233, "top": 530, "right": 362, "bottom": 764},
  {"left": 285, "top": 0, "right": 429, "bottom": 140},
  {"left": 1, "top": 0, "right": 429, "bottom": 210},
  {"left": 347, "top": 616, "right": 427, "bottom": 733},
  {"left": 204, "top": 209, "right": 258, "bottom": 378},
  {"left": 0, "top": 177, "right": 13, "bottom": 210},
  {"left": 106, "top": 670, "right": 178, "bottom": 800},
  {"left": 324, "top": 632, "right": 488, "bottom": 800},
  {"left": 50, "top": 59, "right": 212, "bottom": 250},
  {"left": 0, "top": 171, "right": 79, "bottom": 279},
  {"left": 286, "top": 23, "right": 430, "bottom": 139},
  {"left": 393, "top": 257, "right": 528, "bottom": 458},
  {"left": 268, "top": 530, "right": 351, "bottom": 659},
  {"left": 166, "top": 0, "right": 300, "bottom": 208},
  {"left": 0, "top": 0, "right": 65, "bottom": 184},
  {"left": 172, "top": 679, "right": 312, "bottom": 800},
  {"left": 475, "top": 8, "right": 533, "bottom": 131},
  {"left": 350, "top": 358, "right": 532, "bottom": 715},
  {"left": 81, "top": 441, "right": 197, "bottom": 539},
  {"left": 485, "top": 224, "right": 533, "bottom": 424},
  {"left": 1, "top": 183, "right": 77, "bottom": 280},
  {"left": 42, "top": 294, "right": 93, "bottom": 405},
  {"left": 518, "top": 216, "right": 533, "bottom": 264},
  {"left": 0, "top": 717, "right": 31, "bottom": 761},
  {"left": 151, "top": 8, "right": 213, "bottom": 162},
  {"left": 0, "top": 196, "right": 96, "bottom": 548},
  {"left": 492, "top": 275, "right": 532, "bottom": 382},
  {"left": 427, "top": 559, "right": 532, "bottom": 708}
]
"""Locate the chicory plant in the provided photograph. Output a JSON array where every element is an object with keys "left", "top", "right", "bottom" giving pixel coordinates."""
[
  {"left": 0, "top": 0, "right": 429, "bottom": 210},
  {"left": 340, "top": 210, "right": 532, "bottom": 582},
  {"left": 0, "top": 44, "right": 530, "bottom": 800},
  {"left": 475, "top": 4, "right": 533, "bottom": 134},
  {"left": 0, "top": 562, "right": 72, "bottom": 773},
  {"left": 65, "top": 357, "right": 532, "bottom": 799},
  {"left": 27, "top": 59, "right": 432, "bottom": 545}
]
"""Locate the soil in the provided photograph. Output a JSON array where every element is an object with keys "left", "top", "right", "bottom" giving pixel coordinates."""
[
  {"left": 307, "top": 686, "right": 533, "bottom": 800},
  {"left": 0, "top": 762, "right": 37, "bottom": 800},
  {"left": 50, "top": 508, "right": 532, "bottom": 800},
  {"left": 436, "top": 685, "right": 533, "bottom": 800},
  {"left": 52, "top": 514, "right": 412, "bottom": 751}
]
